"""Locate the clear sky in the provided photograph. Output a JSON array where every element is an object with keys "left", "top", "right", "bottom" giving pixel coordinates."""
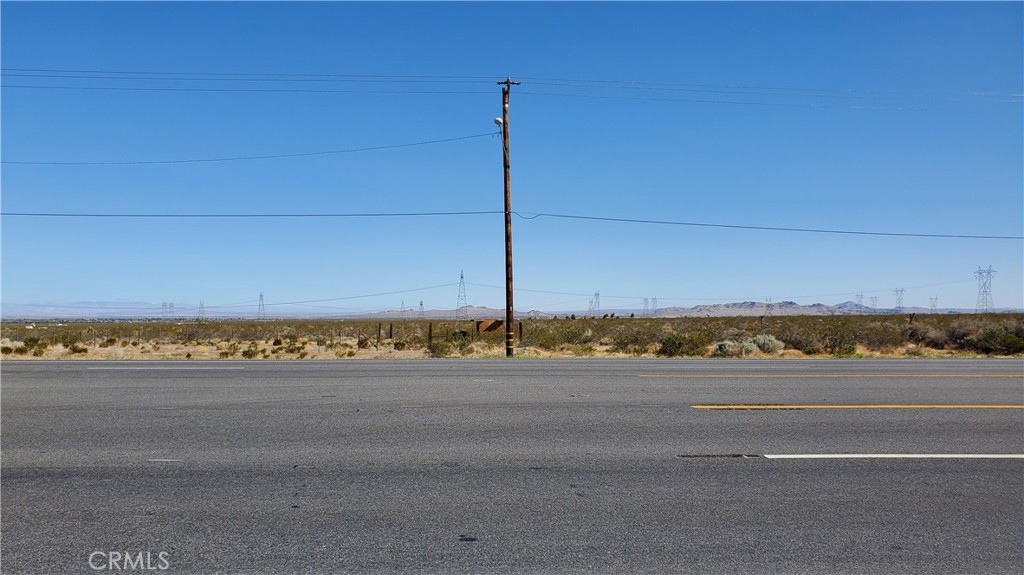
[{"left": 2, "top": 1, "right": 1022, "bottom": 318}]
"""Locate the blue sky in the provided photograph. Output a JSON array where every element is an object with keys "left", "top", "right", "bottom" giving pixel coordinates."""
[{"left": 2, "top": 1, "right": 1022, "bottom": 317}]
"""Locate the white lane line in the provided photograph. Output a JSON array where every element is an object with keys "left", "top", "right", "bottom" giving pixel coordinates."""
[
  {"left": 762, "top": 454, "right": 1024, "bottom": 459},
  {"left": 89, "top": 367, "right": 245, "bottom": 371},
  {"left": 146, "top": 459, "right": 183, "bottom": 462}
]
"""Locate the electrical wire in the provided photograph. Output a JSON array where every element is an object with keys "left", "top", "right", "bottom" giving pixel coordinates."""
[
  {"left": 6, "top": 68, "right": 1016, "bottom": 101},
  {"left": 0, "top": 72, "right": 494, "bottom": 85},
  {"left": 516, "top": 90, "right": 935, "bottom": 112},
  {"left": 515, "top": 75, "right": 1022, "bottom": 102},
  {"left": 0, "top": 84, "right": 493, "bottom": 95},
  {"left": 0, "top": 210, "right": 502, "bottom": 219},
  {"left": 513, "top": 212, "right": 1024, "bottom": 241},
  {"left": 2, "top": 67, "right": 497, "bottom": 81},
  {"left": 2, "top": 208, "right": 1019, "bottom": 240},
  {"left": 3, "top": 132, "right": 499, "bottom": 165}
]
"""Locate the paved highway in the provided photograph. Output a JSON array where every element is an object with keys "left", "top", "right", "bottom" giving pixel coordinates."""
[{"left": 2, "top": 359, "right": 1022, "bottom": 574}]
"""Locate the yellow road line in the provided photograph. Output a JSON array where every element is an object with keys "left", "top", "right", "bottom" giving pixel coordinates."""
[
  {"left": 639, "top": 374, "right": 1023, "bottom": 379},
  {"left": 692, "top": 404, "right": 1024, "bottom": 410}
]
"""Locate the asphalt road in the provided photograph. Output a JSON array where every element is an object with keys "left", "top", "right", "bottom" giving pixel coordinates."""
[{"left": 2, "top": 359, "right": 1022, "bottom": 574}]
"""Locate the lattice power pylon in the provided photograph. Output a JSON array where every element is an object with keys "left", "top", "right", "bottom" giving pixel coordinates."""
[
  {"left": 257, "top": 292, "right": 267, "bottom": 321},
  {"left": 456, "top": 271, "right": 469, "bottom": 319},
  {"left": 893, "top": 288, "right": 905, "bottom": 314},
  {"left": 975, "top": 266, "right": 996, "bottom": 313}
]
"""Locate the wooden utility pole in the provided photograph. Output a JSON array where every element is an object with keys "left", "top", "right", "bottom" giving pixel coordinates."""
[{"left": 499, "top": 77, "right": 520, "bottom": 357}]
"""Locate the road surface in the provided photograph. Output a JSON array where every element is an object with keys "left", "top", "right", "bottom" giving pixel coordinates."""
[{"left": 3, "top": 359, "right": 1022, "bottom": 574}]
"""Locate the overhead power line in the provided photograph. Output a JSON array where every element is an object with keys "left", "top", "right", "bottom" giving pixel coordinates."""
[
  {"left": 516, "top": 90, "right": 936, "bottom": 112},
  {"left": 2, "top": 67, "right": 497, "bottom": 81},
  {"left": 515, "top": 75, "right": 1022, "bottom": 102},
  {"left": 513, "top": 212, "right": 1024, "bottom": 240},
  {"left": 1, "top": 84, "right": 493, "bottom": 96},
  {"left": 0, "top": 210, "right": 502, "bottom": 219},
  {"left": 1, "top": 208, "right": 1019, "bottom": 240},
  {"left": 2, "top": 131, "right": 498, "bottom": 165},
  {"left": 5, "top": 68, "right": 1017, "bottom": 101}
]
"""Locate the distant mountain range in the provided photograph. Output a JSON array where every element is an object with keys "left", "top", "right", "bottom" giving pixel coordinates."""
[{"left": 1, "top": 300, "right": 1019, "bottom": 321}]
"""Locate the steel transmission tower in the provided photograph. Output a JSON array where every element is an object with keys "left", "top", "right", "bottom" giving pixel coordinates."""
[
  {"left": 869, "top": 296, "right": 877, "bottom": 310},
  {"left": 855, "top": 294, "right": 864, "bottom": 307},
  {"left": 642, "top": 298, "right": 650, "bottom": 317},
  {"left": 651, "top": 297, "right": 657, "bottom": 317},
  {"left": 257, "top": 292, "right": 267, "bottom": 321},
  {"left": 456, "top": 271, "right": 469, "bottom": 319},
  {"left": 764, "top": 297, "right": 773, "bottom": 317},
  {"left": 587, "top": 292, "right": 600, "bottom": 317},
  {"left": 893, "top": 288, "right": 905, "bottom": 314},
  {"left": 975, "top": 266, "right": 996, "bottom": 313},
  {"left": 196, "top": 301, "right": 206, "bottom": 322}
]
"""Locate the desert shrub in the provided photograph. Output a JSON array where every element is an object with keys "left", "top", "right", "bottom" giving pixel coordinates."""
[
  {"left": 907, "top": 325, "right": 948, "bottom": 349},
  {"left": 51, "top": 332, "right": 82, "bottom": 347},
  {"left": 1, "top": 346, "right": 13, "bottom": 355},
  {"left": 777, "top": 325, "right": 822, "bottom": 355},
  {"left": 966, "top": 323, "right": 1024, "bottom": 355},
  {"left": 427, "top": 340, "right": 452, "bottom": 358},
  {"left": 713, "top": 341, "right": 739, "bottom": 357},
  {"left": 657, "top": 331, "right": 712, "bottom": 357},
  {"left": 712, "top": 340, "right": 759, "bottom": 357},
  {"left": 393, "top": 340, "right": 407, "bottom": 351},
  {"left": 99, "top": 337, "right": 118, "bottom": 348},
  {"left": 520, "top": 321, "right": 594, "bottom": 350},
  {"left": 356, "top": 336, "right": 371, "bottom": 349},
  {"left": 272, "top": 338, "right": 283, "bottom": 346},
  {"left": 298, "top": 351, "right": 309, "bottom": 359},
  {"left": 856, "top": 322, "right": 906, "bottom": 351},
  {"left": 23, "top": 336, "right": 42, "bottom": 348},
  {"left": 822, "top": 323, "right": 856, "bottom": 356},
  {"left": 12, "top": 345, "right": 30, "bottom": 355},
  {"left": 241, "top": 347, "right": 260, "bottom": 359},
  {"left": 567, "top": 343, "right": 596, "bottom": 356},
  {"left": 611, "top": 324, "right": 660, "bottom": 354},
  {"left": 69, "top": 343, "right": 88, "bottom": 354},
  {"left": 947, "top": 319, "right": 982, "bottom": 349},
  {"left": 752, "top": 334, "right": 785, "bottom": 354}
]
